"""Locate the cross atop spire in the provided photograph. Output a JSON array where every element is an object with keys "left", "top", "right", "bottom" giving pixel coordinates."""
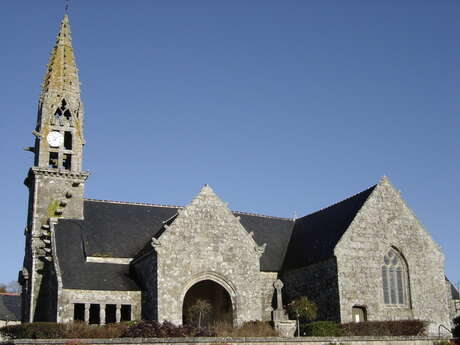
[{"left": 39, "top": 14, "right": 81, "bottom": 110}]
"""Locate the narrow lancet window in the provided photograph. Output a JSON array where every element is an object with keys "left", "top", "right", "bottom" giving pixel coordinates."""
[
  {"left": 48, "top": 152, "right": 58, "bottom": 169},
  {"left": 64, "top": 131, "right": 72, "bottom": 150}
]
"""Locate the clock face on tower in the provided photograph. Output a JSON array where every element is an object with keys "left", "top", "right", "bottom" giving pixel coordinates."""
[{"left": 47, "top": 131, "right": 63, "bottom": 147}]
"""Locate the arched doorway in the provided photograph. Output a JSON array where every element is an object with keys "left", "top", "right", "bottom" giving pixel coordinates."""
[{"left": 182, "top": 280, "right": 233, "bottom": 327}]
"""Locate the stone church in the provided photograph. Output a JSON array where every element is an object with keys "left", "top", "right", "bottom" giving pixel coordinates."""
[{"left": 19, "top": 14, "right": 457, "bottom": 333}]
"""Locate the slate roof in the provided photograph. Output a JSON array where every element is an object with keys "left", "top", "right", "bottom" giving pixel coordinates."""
[
  {"left": 55, "top": 219, "right": 140, "bottom": 291},
  {"left": 0, "top": 293, "right": 21, "bottom": 321},
  {"left": 54, "top": 200, "right": 295, "bottom": 290},
  {"left": 452, "top": 284, "right": 460, "bottom": 300},
  {"left": 282, "top": 185, "right": 376, "bottom": 270},
  {"left": 447, "top": 277, "right": 460, "bottom": 300},
  {"left": 55, "top": 185, "right": 376, "bottom": 290}
]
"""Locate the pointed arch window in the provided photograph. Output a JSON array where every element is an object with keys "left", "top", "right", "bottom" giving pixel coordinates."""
[
  {"left": 382, "top": 248, "right": 409, "bottom": 306},
  {"left": 51, "top": 99, "right": 73, "bottom": 126}
]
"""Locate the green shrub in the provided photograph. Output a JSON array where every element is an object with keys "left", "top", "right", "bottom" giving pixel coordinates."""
[
  {"left": 301, "top": 321, "right": 343, "bottom": 337},
  {"left": 0, "top": 322, "right": 66, "bottom": 339},
  {"left": 120, "top": 320, "right": 215, "bottom": 337},
  {"left": 341, "top": 320, "right": 428, "bottom": 336}
]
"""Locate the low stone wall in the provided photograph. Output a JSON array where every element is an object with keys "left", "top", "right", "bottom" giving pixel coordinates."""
[{"left": 1, "top": 336, "right": 455, "bottom": 345}]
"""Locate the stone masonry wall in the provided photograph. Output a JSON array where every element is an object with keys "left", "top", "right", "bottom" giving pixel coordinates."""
[
  {"left": 153, "top": 185, "right": 265, "bottom": 326},
  {"left": 24, "top": 169, "right": 87, "bottom": 322},
  {"left": 57, "top": 289, "right": 141, "bottom": 323},
  {"left": 260, "top": 272, "right": 278, "bottom": 321},
  {"left": 282, "top": 257, "right": 341, "bottom": 322},
  {"left": 2, "top": 336, "right": 454, "bottom": 345},
  {"left": 334, "top": 178, "right": 450, "bottom": 333}
]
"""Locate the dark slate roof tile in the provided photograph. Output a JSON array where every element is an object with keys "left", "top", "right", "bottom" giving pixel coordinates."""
[
  {"left": 0, "top": 294, "right": 21, "bottom": 321},
  {"left": 236, "top": 212, "right": 294, "bottom": 271},
  {"left": 54, "top": 200, "right": 295, "bottom": 290},
  {"left": 282, "top": 185, "right": 376, "bottom": 270},
  {"left": 446, "top": 277, "right": 460, "bottom": 299},
  {"left": 81, "top": 200, "right": 179, "bottom": 258},
  {"left": 55, "top": 220, "right": 140, "bottom": 291}
]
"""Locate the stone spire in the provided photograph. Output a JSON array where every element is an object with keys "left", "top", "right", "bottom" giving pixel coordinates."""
[
  {"left": 32, "top": 13, "right": 85, "bottom": 170},
  {"left": 39, "top": 14, "right": 82, "bottom": 121}
]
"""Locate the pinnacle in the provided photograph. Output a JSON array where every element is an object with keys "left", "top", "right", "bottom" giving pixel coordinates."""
[
  {"left": 39, "top": 14, "right": 80, "bottom": 106},
  {"left": 379, "top": 175, "right": 390, "bottom": 185},
  {"left": 56, "top": 14, "right": 72, "bottom": 47},
  {"left": 200, "top": 184, "right": 215, "bottom": 195}
]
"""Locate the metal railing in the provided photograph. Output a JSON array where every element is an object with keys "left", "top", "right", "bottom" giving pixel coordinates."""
[{"left": 438, "top": 324, "right": 452, "bottom": 338}]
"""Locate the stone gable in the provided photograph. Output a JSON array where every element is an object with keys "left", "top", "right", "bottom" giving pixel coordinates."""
[
  {"left": 153, "top": 185, "right": 265, "bottom": 325},
  {"left": 334, "top": 177, "right": 450, "bottom": 331}
]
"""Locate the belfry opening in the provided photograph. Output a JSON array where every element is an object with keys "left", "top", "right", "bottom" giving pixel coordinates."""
[{"left": 182, "top": 280, "right": 233, "bottom": 327}]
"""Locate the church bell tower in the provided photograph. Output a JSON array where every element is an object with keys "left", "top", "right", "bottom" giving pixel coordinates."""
[{"left": 21, "top": 14, "right": 89, "bottom": 322}]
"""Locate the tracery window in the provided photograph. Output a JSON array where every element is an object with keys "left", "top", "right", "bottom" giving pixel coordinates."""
[{"left": 382, "top": 248, "right": 409, "bottom": 306}]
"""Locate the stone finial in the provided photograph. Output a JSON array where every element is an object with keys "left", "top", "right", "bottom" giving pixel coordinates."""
[
  {"left": 255, "top": 243, "right": 266, "bottom": 256},
  {"left": 201, "top": 184, "right": 214, "bottom": 195},
  {"left": 379, "top": 175, "right": 390, "bottom": 185},
  {"left": 151, "top": 238, "right": 161, "bottom": 248}
]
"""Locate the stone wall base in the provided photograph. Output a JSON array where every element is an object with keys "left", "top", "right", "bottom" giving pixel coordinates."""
[{"left": 2, "top": 336, "right": 456, "bottom": 345}]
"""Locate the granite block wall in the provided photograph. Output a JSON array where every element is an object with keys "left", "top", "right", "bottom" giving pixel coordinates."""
[
  {"left": 334, "top": 178, "right": 450, "bottom": 333},
  {"left": 281, "top": 257, "right": 341, "bottom": 322},
  {"left": 152, "top": 185, "right": 265, "bottom": 326}
]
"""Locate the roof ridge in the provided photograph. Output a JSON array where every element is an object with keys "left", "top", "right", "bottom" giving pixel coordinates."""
[
  {"left": 233, "top": 210, "right": 292, "bottom": 221},
  {"left": 297, "top": 184, "right": 377, "bottom": 220},
  {"left": 84, "top": 198, "right": 291, "bottom": 220},
  {"left": 84, "top": 198, "right": 181, "bottom": 209}
]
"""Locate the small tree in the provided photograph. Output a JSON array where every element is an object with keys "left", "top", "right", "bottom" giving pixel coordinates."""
[
  {"left": 287, "top": 296, "right": 318, "bottom": 337},
  {"left": 187, "top": 299, "right": 212, "bottom": 328},
  {"left": 453, "top": 315, "right": 460, "bottom": 340},
  {"left": 0, "top": 284, "right": 7, "bottom": 293}
]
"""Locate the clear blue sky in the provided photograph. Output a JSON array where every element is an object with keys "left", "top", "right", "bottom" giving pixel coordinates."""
[{"left": 1, "top": 1, "right": 459, "bottom": 288}]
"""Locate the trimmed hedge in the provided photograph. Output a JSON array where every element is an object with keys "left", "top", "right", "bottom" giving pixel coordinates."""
[
  {"left": 301, "top": 321, "right": 343, "bottom": 336},
  {"left": 120, "top": 320, "right": 215, "bottom": 337},
  {"left": 0, "top": 319, "right": 432, "bottom": 339},
  {"left": 0, "top": 322, "right": 131, "bottom": 339},
  {"left": 0, "top": 322, "right": 66, "bottom": 339},
  {"left": 341, "top": 320, "right": 428, "bottom": 336}
]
